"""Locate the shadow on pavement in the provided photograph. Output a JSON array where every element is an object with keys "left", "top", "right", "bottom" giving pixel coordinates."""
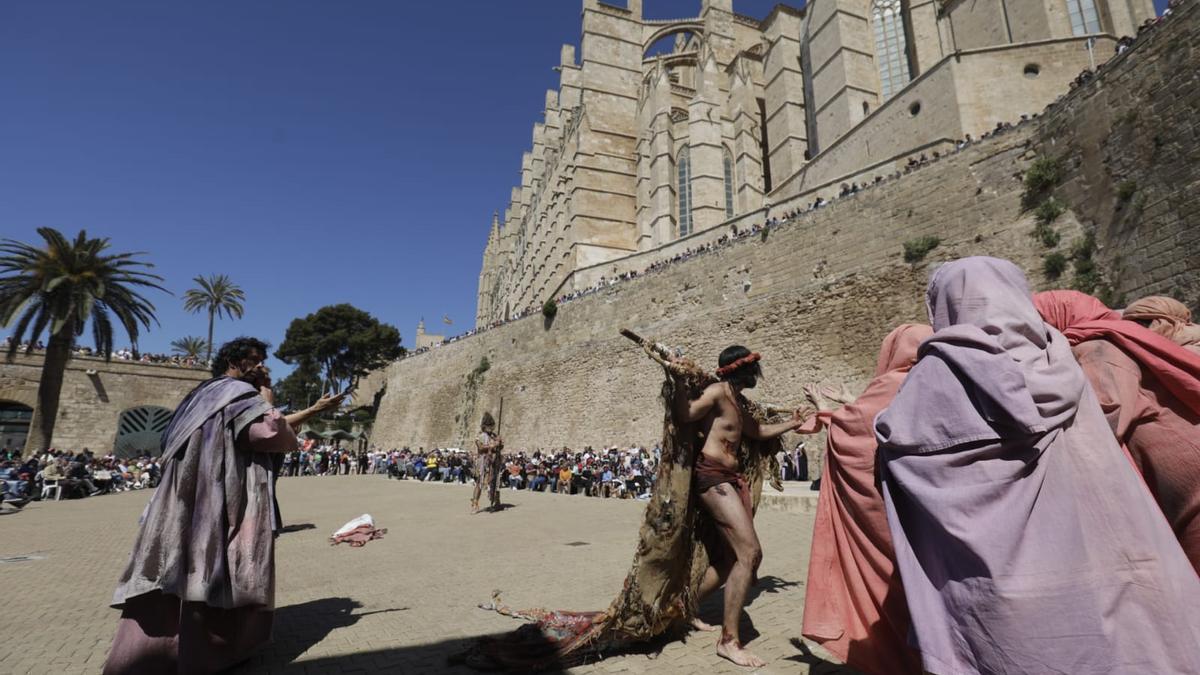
[
  {"left": 277, "top": 523, "right": 317, "bottom": 534},
  {"left": 233, "top": 597, "right": 409, "bottom": 672},
  {"left": 786, "top": 638, "right": 865, "bottom": 674}
]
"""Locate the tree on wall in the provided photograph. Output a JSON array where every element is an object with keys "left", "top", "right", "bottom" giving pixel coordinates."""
[
  {"left": 170, "top": 335, "right": 210, "bottom": 360},
  {"left": 182, "top": 274, "right": 245, "bottom": 364},
  {"left": 0, "top": 228, "right": 166, "bottom": 456},
  {"left": 275, "top": 304, "right": 405, "bottom": 394}
]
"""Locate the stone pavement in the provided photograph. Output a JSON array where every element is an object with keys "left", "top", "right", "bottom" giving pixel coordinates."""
[{"left": 0, "top": 476, "right": 859, "bottom": 674}]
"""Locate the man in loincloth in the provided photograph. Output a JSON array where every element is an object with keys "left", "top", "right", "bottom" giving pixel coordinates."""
[
  {"left": 674, "top": 345, "right": 806, "bottom": 668},
  {"left": 471, "top": 412, "right": 503, "bottom": 513}
]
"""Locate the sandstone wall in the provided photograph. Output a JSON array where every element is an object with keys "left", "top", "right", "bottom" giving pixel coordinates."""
[
  {"left": 1029, "top": 2, "right": 1200, "bottom": 311},
  {"left": 0, "top": 354, "right": 208, "bottom": 454},
  {"left": 369, "top": 6, "right": 1197, "bottom": 461},
  {"left": 371, "top": 124, "right": 1076, "bottom": 452}
]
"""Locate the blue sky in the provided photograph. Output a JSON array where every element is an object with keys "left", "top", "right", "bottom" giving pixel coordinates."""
[{"left": 0, "top": 0, "right": 1166, "bottom": 375}]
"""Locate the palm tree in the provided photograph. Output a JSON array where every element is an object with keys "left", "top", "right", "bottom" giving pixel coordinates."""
[
  {"left": 0, "top": 228, "right": 166, "bottom": 455},
  {"left": 170, "top": 335, "right": 209, "bottom": 360},
  {"left": 182, "top": 274, "right": 245, "bottom": 364}
]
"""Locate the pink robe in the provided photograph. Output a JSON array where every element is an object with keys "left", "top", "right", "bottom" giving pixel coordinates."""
[
  {"left": 1035, "top": 290, "right": 1200, "bottom": 574},
  {"left": 798, "top": 324, "right": 929, "bottom": 675}
]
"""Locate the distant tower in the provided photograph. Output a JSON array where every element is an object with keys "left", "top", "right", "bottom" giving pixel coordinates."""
[{"left": 414, "top": 317, "right": 444, "bottom": 351}]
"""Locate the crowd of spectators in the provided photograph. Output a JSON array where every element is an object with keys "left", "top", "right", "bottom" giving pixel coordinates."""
[
  {"left": 0, "top": 446, "right": 161, "bottom": 507},
  {"left": 2, "top": 336, "right": 207, "bottom": 370},
  {"left": 397, "top": 6, "right": 1187, "bottom": 364}
]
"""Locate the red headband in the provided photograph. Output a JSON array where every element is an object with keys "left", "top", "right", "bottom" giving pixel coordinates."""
[{"left": 716, "top": 352, "right": 761, "bottom": 377}]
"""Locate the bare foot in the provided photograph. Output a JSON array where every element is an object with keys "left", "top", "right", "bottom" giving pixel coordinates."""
[
  {"left": 690, "top": 617, "right": 719, "bottom": 632},
  {"left": 716, "top": 638, "right": 766, "bottom": 668}
]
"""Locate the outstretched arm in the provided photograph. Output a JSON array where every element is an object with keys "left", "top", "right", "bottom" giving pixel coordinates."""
[
  {"left": 745, "top": 408, "right": 813, "bottom": 440},
  {"left": 283, "top": 390, "right": 348, "bottom": 429}
]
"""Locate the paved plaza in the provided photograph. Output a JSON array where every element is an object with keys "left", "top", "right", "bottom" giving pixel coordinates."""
[{"left": 0, "top": 476, "right": 856, "bottom": 674}]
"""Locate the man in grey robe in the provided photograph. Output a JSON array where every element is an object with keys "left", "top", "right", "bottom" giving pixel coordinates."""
[{"left": 105, "top": 337, "right": 343, "bottom": 674}]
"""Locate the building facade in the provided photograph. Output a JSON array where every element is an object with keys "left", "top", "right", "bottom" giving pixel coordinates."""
[{"left": 476, "top": 0, "right": 1153, "bottom": 326}]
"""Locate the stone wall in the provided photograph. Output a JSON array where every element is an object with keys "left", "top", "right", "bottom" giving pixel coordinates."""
[
  {"left": 1029, "top": 2, "right": 1200, "bottom": 312},
  {"left": 368, "top": 6, "right": 1197, "bottom": 461},
  {"left": 0, "top": 354, "right": 208, "bottom": 454}
]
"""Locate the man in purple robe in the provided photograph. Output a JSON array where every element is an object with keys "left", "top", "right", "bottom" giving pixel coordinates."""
[
  {"left": 105, "top": 337, "right": 343, "bottom": 674},
  {"left": 875, "top": 257, "right": 1200, "bottom": 674}
]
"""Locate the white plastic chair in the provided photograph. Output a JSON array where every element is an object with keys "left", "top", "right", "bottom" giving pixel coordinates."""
[{"left": 41, "top": 478, "right": 62, "bottom": 501}]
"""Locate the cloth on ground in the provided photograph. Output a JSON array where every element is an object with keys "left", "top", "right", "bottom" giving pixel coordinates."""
[{"left": 330, "top": 514, "right": 388, "bottom": 547}]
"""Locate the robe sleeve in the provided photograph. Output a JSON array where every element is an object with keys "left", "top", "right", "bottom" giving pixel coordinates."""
[{"left": 239, "top": 409, "right": 299, "bottom": 454}]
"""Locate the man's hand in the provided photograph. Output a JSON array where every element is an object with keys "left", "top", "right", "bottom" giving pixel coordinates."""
[
  {"left": 259, "top": 385, "right": 275, "bottom": 406},
  {"left": 789, "top": 406, "right": 815, "bottom": 431},
  {"left": 309, "top": 391, "right": 348, "bottom": 414}
]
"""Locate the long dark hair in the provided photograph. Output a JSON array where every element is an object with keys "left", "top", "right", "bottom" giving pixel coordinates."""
[{"left": 718, "top": 345, "right": 761, "bottom": 389}]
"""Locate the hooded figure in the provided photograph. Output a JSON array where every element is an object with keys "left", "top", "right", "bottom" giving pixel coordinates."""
[
  {"left": 1034, "top": 289, "right": 1200, "bottom": 573},
  {"left": 798, "top": 324, "right": 930, "bottom": 675},
  {"left": 1122, "top": 295, "right": 1200, "bottom": 355},
  {"left": 875, "top": 257, "right": 1200, "bottom": 675}
]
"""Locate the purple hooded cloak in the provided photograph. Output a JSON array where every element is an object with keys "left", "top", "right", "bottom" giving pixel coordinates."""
[{"left": 875, "top": 257, "right": 1200, "bottom": 674}]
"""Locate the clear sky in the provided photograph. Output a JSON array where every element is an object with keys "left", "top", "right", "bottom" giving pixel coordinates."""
[{"left": 0, "top": 0, "right": 1167, "bottom": 374}]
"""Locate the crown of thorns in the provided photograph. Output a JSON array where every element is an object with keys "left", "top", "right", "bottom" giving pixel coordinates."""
[{"left": 716, "top": 352, "right": 761, "bottom": 377}]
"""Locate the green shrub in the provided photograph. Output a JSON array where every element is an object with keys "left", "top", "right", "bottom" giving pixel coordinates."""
[
  {"left": 1035, "top": 197, "right": 1065, "bottom": 226},
  {"left": 1116, "top": 180, "right": 1137, "bottom": 202},
  {"left": 1024, "top": 156, "right": 1063, "bottom": 195},
  {"left": 903, "top": 236, "right": 941, "bottom": 263},
  {"left": 473, "top": 356, "right": 490, "bottom": 376},
  {"left": 1069, "top": 233, "right": 1102, "bottom": 293},
  {"left": 1043, "top": 252, "right": 1068, "bottom": 279},
  {"left": 1032, "top": 221, "right": 1061, "bottom": 248},
  {"left": 542, "top": 298, "right": 558, "bottom": 319}
]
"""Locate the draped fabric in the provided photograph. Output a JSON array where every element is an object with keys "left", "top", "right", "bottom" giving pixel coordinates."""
[
  {"left": 106, "top": 377, "right": 296, "bottom": 675},
  {"left": 875, "top": 257, "right": 1200, "bottom": 675},
  {"left": 1123, "top": 295, "right": 1200, "bottom": 355},
  {"left": 798, "top": 324, "right": 929, "bottom": 675},
  {"left": 454, "top": 351, "right": 782, "bottom": 670},
  {"left": 1035, "top": 289, "right": 1200, "bottom": 573}
]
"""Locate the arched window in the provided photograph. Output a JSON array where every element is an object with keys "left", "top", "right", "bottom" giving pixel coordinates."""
[
  {"left": 677, "top": 146, "right": 693, "bottom": 237},
  {"left": 1065, "top": 0, "right": 1101, "bottom": 35},
  {"left": 872, "top": 0, "right": 912, "bottom": 99},
  {"left": 723, "top": 147, "right": 735, "bottom": 219}
]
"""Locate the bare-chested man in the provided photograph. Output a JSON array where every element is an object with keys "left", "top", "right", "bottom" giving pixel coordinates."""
[
  {"left": 674, "top": 345, "right": 806, "bottom": 668},
  {"left": 471, "top": 413, "right": 503, "bottom": 514}
]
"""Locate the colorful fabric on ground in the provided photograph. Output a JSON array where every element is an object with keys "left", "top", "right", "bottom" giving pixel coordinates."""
[
  {"left": 330, "top": 524, "right": 388, "bottom": 547},
  {"left": 875, "top": 257, "right": 1200, "bottom": 675},
  {"left": 798, "top": 324, "right": 929, "bottom": 675},
  {"left": 106, "top": 376, "right": 297, "bottom": 674},
  {"left": 1123, "top": 295, "right": 1200, "bottom": 355},
  {"left": 1035, "top": 289, "right": 1200, "bottom": 573}
]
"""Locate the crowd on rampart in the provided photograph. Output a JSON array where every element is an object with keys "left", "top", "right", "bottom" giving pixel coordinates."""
[
  {"left": 399, "top": 6, "right": 1185, "bottom": 362},
  {"left": 2, "top": 336, "right": 208, "bottom": 369}
]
